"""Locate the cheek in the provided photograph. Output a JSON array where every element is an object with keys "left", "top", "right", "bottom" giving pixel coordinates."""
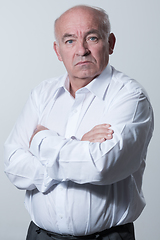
[
  {"left": 94, "top": 49, "right": 109, "bottom": 65},
  {"left": 60, "top": 50, "right": 71, "bottom": 62},
  {"left": 100, "top": 46, "right": 109, "bottom": 62},
  {"left": 60, "top": 52, "right": 74, "bottom": 71},
  {"left": 91, "top": 43, "right": 108, "bottom": 59}
]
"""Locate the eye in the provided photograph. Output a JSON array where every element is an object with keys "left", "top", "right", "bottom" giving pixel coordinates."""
[
  {"left": 65, "top": 39, "right": 74, "bottom": 44},
  {"left": 87, "top": 36, "right": 99, "bottom": 43},
  {"left": 90, "top": 37, "right": 98, "bottom": 41}
]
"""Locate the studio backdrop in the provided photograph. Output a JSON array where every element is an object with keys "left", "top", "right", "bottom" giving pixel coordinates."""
[{"left": 0, "top": 0, "right": 159, "bottom": 239}]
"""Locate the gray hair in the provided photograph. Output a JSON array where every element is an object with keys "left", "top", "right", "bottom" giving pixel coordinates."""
[{"left": 54, "top": 5, "right": 111, "bottom": 42}]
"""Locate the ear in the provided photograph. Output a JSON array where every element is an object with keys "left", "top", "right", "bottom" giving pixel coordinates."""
[
  {"left": 53, "top": 41, "right": 63, "bottom": 61},
  {"left": 108, "top": 33, "right": 116, "bottom": 55}
]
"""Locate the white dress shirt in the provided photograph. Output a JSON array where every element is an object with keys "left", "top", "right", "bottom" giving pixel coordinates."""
[{"left": 4, "top": 64, "right": 154, "bottom": 236}]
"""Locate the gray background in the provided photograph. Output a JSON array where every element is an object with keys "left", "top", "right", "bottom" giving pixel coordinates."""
[{"left": 0, "top": 0, "right": 159, "bottom": 239}]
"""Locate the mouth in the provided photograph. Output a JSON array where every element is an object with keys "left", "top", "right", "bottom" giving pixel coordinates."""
[{"left": 75, "top": 61, "right": 93, "bottom": 66}]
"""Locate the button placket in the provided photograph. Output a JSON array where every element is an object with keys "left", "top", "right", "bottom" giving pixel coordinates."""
[
  {"left": 65, "top": 94, "right": 85, "bottom": 139},
  {"left": 55, "top": 182, "right": 69, "bottom": 233}
]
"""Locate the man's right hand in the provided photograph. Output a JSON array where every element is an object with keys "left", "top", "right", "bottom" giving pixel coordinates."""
[{"left": 81, "top": 124, "right": 114, "bottom": 143}]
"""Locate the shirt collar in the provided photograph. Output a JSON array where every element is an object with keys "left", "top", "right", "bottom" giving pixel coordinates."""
[
  {"left": 85, "top": 64, "right": 112, "bottom": 100},
  {"left": 52, "top": 73, "right": 68, "bottom": 97},
  {"left": 55, "top": 64, "right": 112, "bottom": 100}
]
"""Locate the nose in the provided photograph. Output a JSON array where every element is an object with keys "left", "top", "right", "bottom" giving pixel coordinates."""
[{"left": 75, "top": 40, "right": 91, "bottom": 56}]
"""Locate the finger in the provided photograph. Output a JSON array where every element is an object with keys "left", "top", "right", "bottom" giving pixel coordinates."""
[
  {"left": 93, "top": 126, "right": 113, "bottom": 135},
  {"left": 105, "top": 134, "right": 113, "bottom": 140},
  {"left": 89, "top": 129, "right": 113, "bottom": 140},
  {"left": 91, "top": 138, "right": 106, "bottom": 143},
  {"left": 81, "top": 124, "right": 113, "bottom": 142},
  {"left": 106, "top": 129, "right": 114, "bottom": 136},
  {"left": 91, "top": 129, "right": 114, "bottom": 139},
  {"left": 90, "top": 132, "right": 113, "bottom": 142},
  {"left": 93, "top": 124, "right": 111, "bottom": 130}
]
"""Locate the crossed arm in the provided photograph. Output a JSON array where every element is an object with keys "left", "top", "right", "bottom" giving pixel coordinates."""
[
  {"left": 4, "top": 86, "right": 153, "bottom": 192},
  {"left": 29, "top": 124, "right": 114, "bottom": 146}
]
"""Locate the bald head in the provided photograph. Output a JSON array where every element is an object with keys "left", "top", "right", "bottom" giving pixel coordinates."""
[{"left": 54, "top": 5, "right": 111, "bottom": 43}]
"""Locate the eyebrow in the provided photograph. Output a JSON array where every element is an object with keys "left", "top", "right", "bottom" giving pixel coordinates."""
[
  {"left": 85, "top": 29, "right": 101, "bottom": 37},
  {"left": 61, "top": 29, "right": 101, "bottom": 42},
  {"left": 62, "top": 34, "right": 77, "bottom": 42}
]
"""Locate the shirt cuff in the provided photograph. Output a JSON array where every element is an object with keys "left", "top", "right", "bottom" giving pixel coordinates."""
[{"left": 29, "top": 130, "right": 58, "bottom": 159}]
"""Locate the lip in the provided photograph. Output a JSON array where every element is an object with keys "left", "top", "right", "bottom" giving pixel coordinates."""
[{"left": 75, "top": 61, "right": 92, "bottom": 66}]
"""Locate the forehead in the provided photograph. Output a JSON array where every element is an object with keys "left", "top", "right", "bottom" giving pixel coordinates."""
[{"left": 56, "top": 8, "right": 100, "bottom": 39}]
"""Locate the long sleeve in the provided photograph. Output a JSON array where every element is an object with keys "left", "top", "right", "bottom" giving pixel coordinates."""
[
  {"left": 4, "top": 69, "right": 154, "bottom": 192},
  {"left": 4, "top": 87, "right": 59, "bottom": 193},
  {"left": 29, "top": 86, "right": 154, "bottom": 185},
  {"left": 4, "top": 67, "right": 154, "bottom": 233}
]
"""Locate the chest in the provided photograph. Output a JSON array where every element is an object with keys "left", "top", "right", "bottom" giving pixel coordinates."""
[{"left": 39, "top": 91, "right": 108, "bottom": 140}]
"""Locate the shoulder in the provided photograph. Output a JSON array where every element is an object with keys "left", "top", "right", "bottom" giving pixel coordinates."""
[
  {"left": 110, "top": 66, "right": 149, "bottom": 98},
  {"left": 30, "top": 74, "right": 66, "bottom": 103},
  {"left": 33, "top": 74, "right": 65, "bottom": 94}
]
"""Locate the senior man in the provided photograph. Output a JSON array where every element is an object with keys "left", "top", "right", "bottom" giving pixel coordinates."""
[{"left": 4, "top": 5, "right": 154, "bottom": 240}]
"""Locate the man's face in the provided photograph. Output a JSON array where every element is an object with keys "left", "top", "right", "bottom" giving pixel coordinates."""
[{"left": 54, "top": 8, "right": 114, "bottom": 85}]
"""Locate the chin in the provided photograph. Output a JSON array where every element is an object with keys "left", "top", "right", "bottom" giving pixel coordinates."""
[{"left": 78, "top": 70, "right": 100, "bottom": 79}]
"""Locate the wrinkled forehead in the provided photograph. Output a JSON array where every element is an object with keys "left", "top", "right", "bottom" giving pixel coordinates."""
[{"left": 55, "top": 8, "right": 102, "bottom": 41}]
